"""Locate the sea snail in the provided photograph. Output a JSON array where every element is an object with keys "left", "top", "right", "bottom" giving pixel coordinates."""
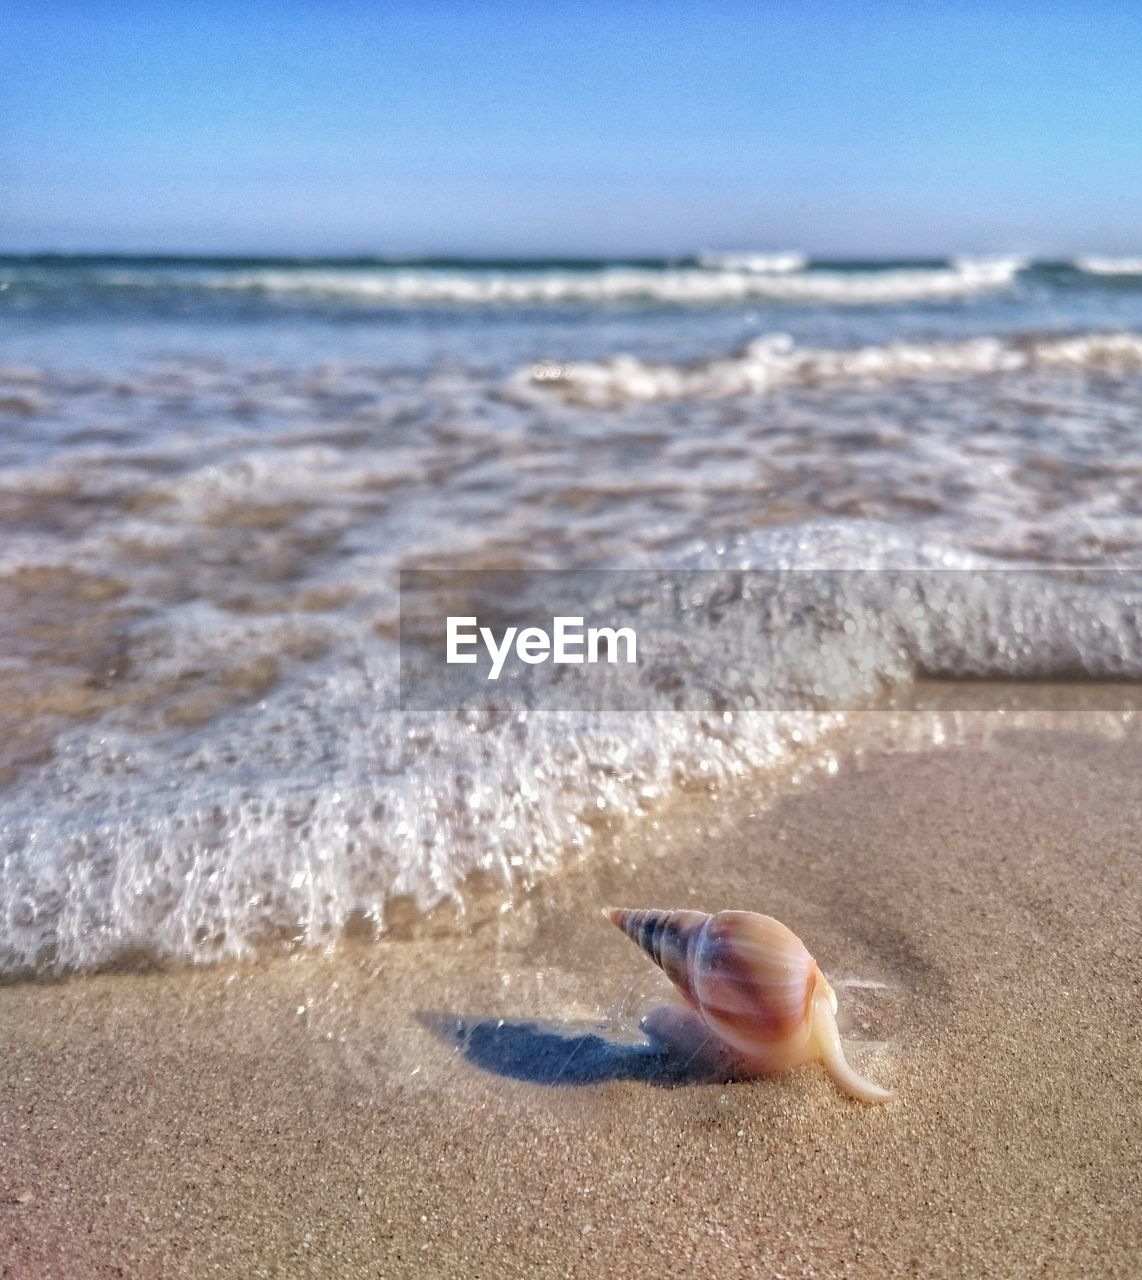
[{"left": 606, "top": 907, "right": 894, "bottom": 1103}]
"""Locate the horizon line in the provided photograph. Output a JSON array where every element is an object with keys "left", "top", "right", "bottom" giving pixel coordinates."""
[{"left": 0, "top": 247, "right": 1112, "bottom": 265}]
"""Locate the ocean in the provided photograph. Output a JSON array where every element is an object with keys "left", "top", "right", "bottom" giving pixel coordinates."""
[{"left": 2, "top": 252, "right": 1141, "bottom": 976}]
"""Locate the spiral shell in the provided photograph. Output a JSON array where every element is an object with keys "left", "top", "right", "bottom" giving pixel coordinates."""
[{"left": 607, "top": 907, "right": 893, "bottom": 1103}]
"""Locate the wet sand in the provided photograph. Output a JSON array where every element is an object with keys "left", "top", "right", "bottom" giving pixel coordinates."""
[{"left": 2, "top": 687, "right": 1141, "bottom": 1278}]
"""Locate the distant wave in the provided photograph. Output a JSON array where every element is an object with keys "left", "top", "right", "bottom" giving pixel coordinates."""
[
  {"left": 524, "top": 330, "right": 1142, "bottom": 405},
  {"left": 191, "top": 257, "right": 1020, "bottom": 306},
  {"left": 950, "top": 254, "right": 1027, "bottom": 275},
  {"left": 1074, "top": 256, "right": 1142, "bottom": 276},
  {"left": 696, "top": 251, "right": 807, "bottom": 273},
  {"left": 0, "top": 254, "right": 1036, "bottom": 308}
]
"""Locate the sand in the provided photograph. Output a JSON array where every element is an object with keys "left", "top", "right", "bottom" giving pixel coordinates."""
[{"left": 2, "top": 684, "right": 1141, "bottom": 1278}]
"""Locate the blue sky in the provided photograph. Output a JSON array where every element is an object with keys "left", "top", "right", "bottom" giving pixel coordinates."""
[{"left": 3, "top": 1, "right": 1141, "bottom": 256}]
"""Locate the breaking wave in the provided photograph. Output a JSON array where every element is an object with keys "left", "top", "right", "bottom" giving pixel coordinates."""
[
  {"left": 0, "top": 256, "right": 1024, "bottom": 309},
  {"left": 2, "top": 522, "right": 1140, "bottom": 976},
  {"left": 695, "top": 251, "right": 808, "bottom": 273},
  {"left": 1074, "top": 256, "right": 1142, "bottom": 276},
  {"left": 524, "top": 330, "right": 1142, "bottom": 405},
  {"left": 201, "top": 258, "right": 1021, "bottom": 306}
]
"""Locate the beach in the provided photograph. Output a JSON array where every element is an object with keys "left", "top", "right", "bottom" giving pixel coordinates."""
[
  {"left": 4, "top": 685, "right": 1140, "bottom": 1278},
  {"left": 8, "top": 4, "right": 1142, "bottom": 1274}
]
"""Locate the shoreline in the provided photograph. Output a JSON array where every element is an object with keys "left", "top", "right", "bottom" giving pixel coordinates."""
[{"left": 3, "top": 685, "right": 1141, "bottom": 1277}]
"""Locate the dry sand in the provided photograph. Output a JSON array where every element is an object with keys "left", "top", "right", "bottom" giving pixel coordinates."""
[{"left": 2, "top": 685, "right": 1141, "bottom": 1278}]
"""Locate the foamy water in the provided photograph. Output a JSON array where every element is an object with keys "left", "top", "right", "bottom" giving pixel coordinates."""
[
  {"left": 1075, "top": 257, "right": 1142, "bottom": 276},
  {"left": 198, "top": 257, "right": 1022, "bottom": 305},
  {"left": 2, "top": 253, "right": 1141, "bottom": 974},
  {"left": 523, "top": 331, "right": 1142, "bottom": 404},
  {"left": 5, "top": 254, "right": 1023, "bottom": 308}
]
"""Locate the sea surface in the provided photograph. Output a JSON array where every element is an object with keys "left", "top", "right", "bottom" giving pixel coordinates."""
[{"left": 2, "top": 252, "right": 1142, "bottom": 975}]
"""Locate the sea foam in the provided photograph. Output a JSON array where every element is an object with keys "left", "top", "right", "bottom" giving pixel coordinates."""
[
  {"left": 1075, "top": 257, "right": 1142, "bottom": 276},
  {"left": 166, "top": 259, "right": 1021, "bottom": 306},
  {"left": 524, "top": 331, "right": 1142, "bottom": 406},
  {"left": 2, "top": 522, "right": 1139, "bottom": 976}
]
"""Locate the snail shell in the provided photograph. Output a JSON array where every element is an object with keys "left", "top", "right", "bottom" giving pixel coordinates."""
[{"left": 606, "top": 907, "right": 893, "bottom": 1103}]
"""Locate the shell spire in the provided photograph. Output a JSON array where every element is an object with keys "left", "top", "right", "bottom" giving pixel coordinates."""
[
  {"left": 605, "top": 906, "right": 894, "bottom": 1104},
  {"left": 605, "top": 908, "right": 710, "bottom": 1005}
]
